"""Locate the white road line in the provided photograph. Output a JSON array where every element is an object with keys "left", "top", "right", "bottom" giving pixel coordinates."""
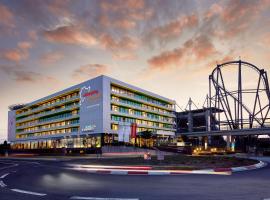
[
  {"left": 0, "top": 180, "right": 7, "bottom": 187},
  {"left": 11, "top": 189, "right": 47, "bottom": 196},
  {"left": 70, "top": 196, "right": 139, "bottom": 200},
  {"left": 0, "top": 163, "right": 18, "bottom": 170},
  {"left": 0, "top": 173, "right": 9, "bottom": 179}
]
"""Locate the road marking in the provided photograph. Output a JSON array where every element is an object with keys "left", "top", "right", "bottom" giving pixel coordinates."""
[
  {"left": 11, "top": 189, "right": 47, "bottom": 196},
  {"left": 70, "top": 196, "right": 139, "bottom": 200},
  {"left": 0, "top": 162, "right": 18, "bottom": 170},
  {"left": 0, "top": 173, "right": 9, "bottom": 179},
  {"left": 0, "top": 180, "right": 7, "bottom": 187}
]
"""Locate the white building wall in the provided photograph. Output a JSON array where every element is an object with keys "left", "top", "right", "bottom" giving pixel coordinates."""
[{"left": 7, "top": 110, "right": 16, "bottom": 142}]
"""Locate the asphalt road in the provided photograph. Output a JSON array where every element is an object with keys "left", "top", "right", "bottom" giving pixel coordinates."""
[{"left": 0, "top": 157, "right": 270, "bottom": 200}]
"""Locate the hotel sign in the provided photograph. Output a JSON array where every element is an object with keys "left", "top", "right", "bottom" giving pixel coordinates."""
[
  {"left": 80, "top": 86, "right": 101, "bottom": 105},
  {"left": 79, "top": 79, "right": 103, "bottom": 135},
  {"left": 82, "top": 124, "right": 96, "bottom": 132}
]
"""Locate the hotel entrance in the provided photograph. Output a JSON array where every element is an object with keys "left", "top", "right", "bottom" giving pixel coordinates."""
[
  {"left": 136, "top": 131, "right": 155, "bottom": 148},
  {"left": 102, "top": 131, "right": 174, "bottom": 149}
]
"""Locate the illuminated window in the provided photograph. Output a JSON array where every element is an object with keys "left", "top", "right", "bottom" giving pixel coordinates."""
[
  {"left": 111, "top": 105, "right": 119, "bottom": 112},
  {"left": 72, "top": 110, "right": 78, "bottom": 115},
  {"left": 111, "top": 124, "right": 118, "bottom": 130},
  {"left": 129, "top": 109, "right": 134, "bottom": 115}
]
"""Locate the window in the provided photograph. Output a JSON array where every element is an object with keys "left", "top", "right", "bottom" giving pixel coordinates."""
[
  {"left": 111, "top": 124, "right": 118, "bottom": 130},
  {"left": 111, "top": 105, "right": 119, "bottom": 112}
]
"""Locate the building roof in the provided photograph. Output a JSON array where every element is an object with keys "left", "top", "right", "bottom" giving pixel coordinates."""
[{"left": 176, "top": 107, "right": 223, "bottom": 115}]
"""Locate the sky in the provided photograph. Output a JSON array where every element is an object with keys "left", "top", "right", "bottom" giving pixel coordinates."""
[{"left": 0, "top": 0, "right": 270, "bottom": 142}]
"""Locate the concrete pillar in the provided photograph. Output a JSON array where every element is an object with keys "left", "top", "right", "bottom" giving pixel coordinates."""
[
  {"left": 188, "top": 111, "right": 193, "bottom": 133},
  {"left": 226, "top": 135, "right": 236, "bottom": 151},
  {"left": 205, "top": 109, "right": 211, "bottom": 132},
  {"left": 226, "top": 135, "right": 231, "bottom": 151},
  {"left": 231, "top": 136, "right": 235, "bottom": 152},
  {"left": 205, "top": 109, "right": 211, "bottom": 147}
]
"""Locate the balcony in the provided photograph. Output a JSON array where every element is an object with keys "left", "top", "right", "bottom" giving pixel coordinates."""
[
  {"left": 16, "top": 122, "right": 80, "bottom": 135},
  {"left": 16, "top": 104, "right": 79, "bottom": 123},
  {"left": 13, "top": 131, "right": 81, "bottom": 142},
  {"left": 16, "top": 114, "right": 80, "bottom": 129},
  {"left": 111, "top": 110, "right": 175, "bottom": 125},
  {"left": 16, "top": 95, "right": 80, "bottom": 118},
  {"left": 111, "top": 91, "right": 175, "bottom": 111},
  {"left": 110, "top": 120, "right": 176, "bottom": 132},
  {"left": 111, "top": 99, "right": 175, "bottom": 118}
]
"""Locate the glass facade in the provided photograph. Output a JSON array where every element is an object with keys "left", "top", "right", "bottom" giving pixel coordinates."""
[
  {"left": 110, "top": 84, "right": 176, "bottom": 134},
  {"left": 14, "top": 90, "right": 81, "bottom": 142},
  {"left": 11, "top": 136, "right": 101, "bottom": 150}
]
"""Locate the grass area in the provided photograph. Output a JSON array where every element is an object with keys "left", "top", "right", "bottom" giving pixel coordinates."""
[{"left": 73, "top": 155, "right": 258, "bottom": 170}]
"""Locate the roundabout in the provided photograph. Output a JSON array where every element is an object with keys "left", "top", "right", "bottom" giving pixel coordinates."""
[{"left": 0, "top": 156, "right": 270, "bottom": 200}]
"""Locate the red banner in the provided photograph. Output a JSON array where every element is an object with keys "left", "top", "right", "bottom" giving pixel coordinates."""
[{"left": 131, "top": 123, "right": 137, "bottom": 138}]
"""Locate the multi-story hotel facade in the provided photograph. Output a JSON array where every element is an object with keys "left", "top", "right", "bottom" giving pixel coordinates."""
[{"left": 8, "top": 75, "right": 176, "bottom": 151}]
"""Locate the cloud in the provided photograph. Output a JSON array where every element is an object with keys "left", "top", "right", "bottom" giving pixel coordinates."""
[
  {"left": 203, "top": 0, "right": 270, "bottom": 39},
  {"left": 144, "top": 13, "right": 198, "bottom": 45},
  {"left": 40, "top": 51, "right": 64, "bottom": 64},
  {"left": 99, "top": 15, "right": 137, "bottom": 29},
  {"left": 43, "top": 25, "right": 98, "bottom": 47},
  {"left": 9, "top": 0, "right": 72, "bottom": 28},
  {"left": 207, "top": 55, "right": 235, "bottom": 71},
  {"left": 221, "top": 0, "right": 265, "bottom": 24},
  {"left": 98, "top": 0, "right": 153, "bottom": 30},
  {"left": 147, "top": 35, "right": 218, "bottom": 70},
  {"left": 0, "top": 64, "right": 59, "bottom": 83},
  {"left": 13, "top": 71, "right": 57, "bottom": 83},
  {"left": 28, "top": 30, "right": 38, "bottom": 41},
  {"left": 100, "top": 34, "right": 138, "bottom": 51},
  {"left": 148, "top": 48, "right": 183, "bottom": 71},
  {"left": 72, "top": 64, "right": 108, "bottom": 80},
  {"left": 100, "top": 34, "right": 139, "bottom": 60},
  {"left": 0, "top": 41, "right": 32, "bottom": 62},
  {"left": 42, "top": 24, "right": 138, "bottom": 60},
  {"left": 0, "top": 3, "right": 15, "bottom": 35},
  {"left": 100, "top": 0, "right": 145, "bottom": 11},
  {"left": 46, "top": 0, "right": 71, "bottom": 17},
  {"left": 0, "top": 4, "right": 15, "bottom": 27},
  {"left": 18, "top": 41, "right": 32, "bottom": 50}
]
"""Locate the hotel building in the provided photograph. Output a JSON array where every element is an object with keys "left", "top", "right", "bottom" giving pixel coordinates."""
[{"left": 8, "top": 75, "right": 176, "bottom": 151}]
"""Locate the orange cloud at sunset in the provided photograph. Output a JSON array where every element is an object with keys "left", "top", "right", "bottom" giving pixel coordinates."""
[
  {"left": 72, "top": 64, "right": 109, "bottom": 81},
  {"left": 0, "top": 41, "right": 32, "bottom": 62},
  {"left": 40, "top": 51, "right": 64, "bottom": 64},
  {"left": 100, "top": 34, "right": 139, "bottom": 60},
  {"left": 145, "top": 14, "right": 198, "bottom": 44},
  {"left": 148, "top": 35, "right": 217, "bottom": 70},
  {"left": 0, "top": 4, "right": 15, "bottom": 29},
  {"left": 43, "top": 25, "right": 98, "bottom": 47}
]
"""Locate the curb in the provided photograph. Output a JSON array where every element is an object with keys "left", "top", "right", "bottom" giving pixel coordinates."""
[
  {"left": 67, "top": 161, "right": 267, "bottom": 176},
  {"left": 68, "top": 167, "right": 231, "bottom": 175},
  {"left": 213, "top": 161, "right": 267, "bottom": 172}
]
